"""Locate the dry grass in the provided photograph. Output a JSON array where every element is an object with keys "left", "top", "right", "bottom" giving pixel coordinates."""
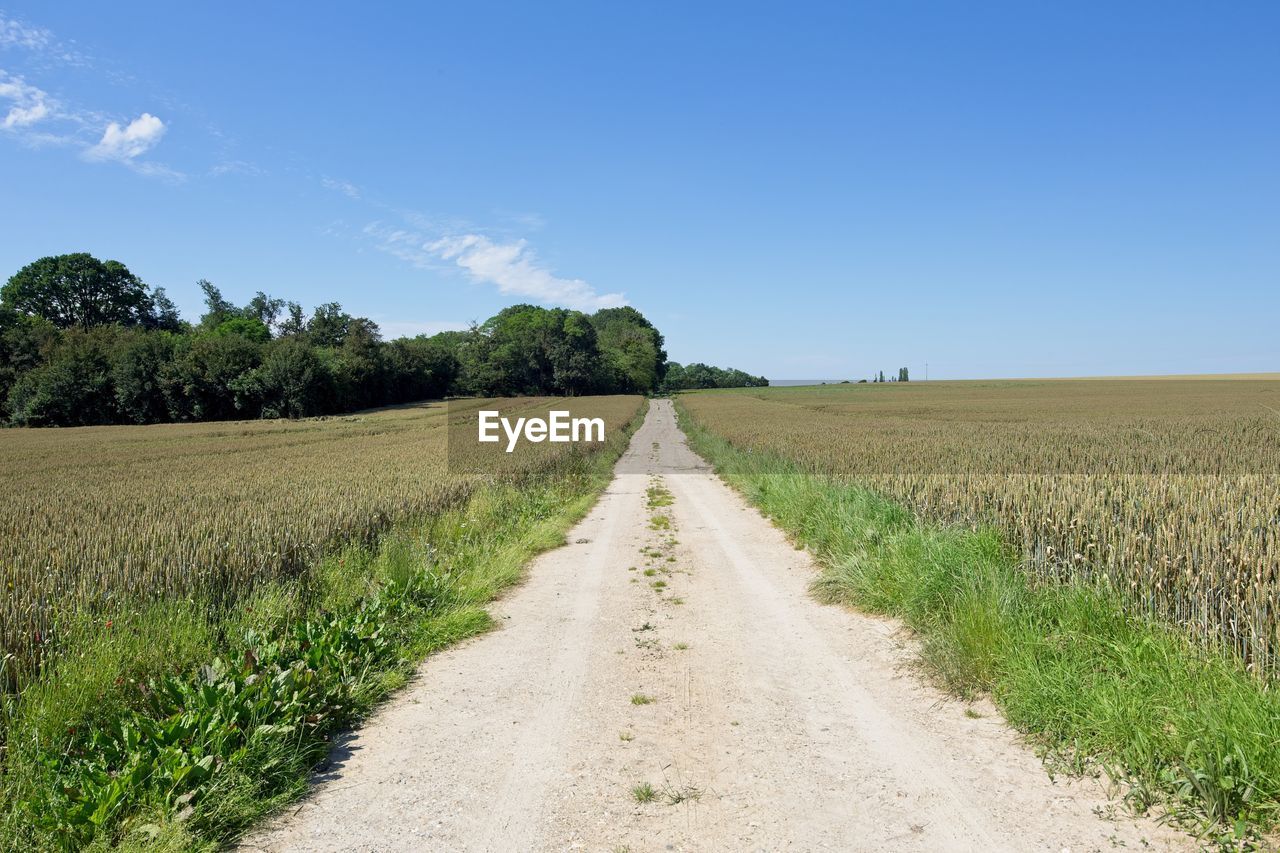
[{"left": 681, "top": 379, "right": 1280, "bottom": 676}]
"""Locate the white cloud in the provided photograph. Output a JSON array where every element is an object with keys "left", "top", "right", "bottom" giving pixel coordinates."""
[
  {"left": 365, "top": 223, "right": 626, "bottom": 312},
  {"left": 0, "top": 71, "right": 51, "bottom": 128},
  {"left": 1, "top": 16, "right": 177, "bottom": 179},
  {"left": 84, "top": 112, "right": 166, "bottom": 162}
]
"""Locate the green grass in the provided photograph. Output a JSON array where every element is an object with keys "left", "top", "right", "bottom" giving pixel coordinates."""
[
  {"left": 629, "top": 693, "right": 654, "bottom": 706},
  {"left": 0, "top": 403, "right": 647, "bottom": 852},
  {"left": 631, "top": 782, "right": 657, "bottom": 803},
  {"left": 677, "top": 401, "right": 1280, "bottom": 843}
]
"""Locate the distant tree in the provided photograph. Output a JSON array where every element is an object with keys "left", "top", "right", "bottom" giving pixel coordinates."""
[
  {"left": 2, "top": 253, "right": 161, "bottom": 330},
  {"left": 659, "top": 361, "right": 767, "bottom": 392},
  {"left": 898, "top": 367, "right": 909, "bottom": 382}
]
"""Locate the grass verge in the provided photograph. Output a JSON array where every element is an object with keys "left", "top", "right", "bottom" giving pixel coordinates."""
[
  {"left": 676, "top": 400, "right": 1280, "bottom": 847},
  {"left": 0, "top": 402, "right": 646, "bottom": 852}
]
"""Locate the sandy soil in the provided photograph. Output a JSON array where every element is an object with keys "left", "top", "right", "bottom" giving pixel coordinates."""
[{"left": 240, "top": 399, "right": 1192, "bottom": 852}]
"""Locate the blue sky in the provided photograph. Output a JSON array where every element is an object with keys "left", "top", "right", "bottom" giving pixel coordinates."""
[{"left": 1, "top": 2, "right": 1276, "bottom": 380}]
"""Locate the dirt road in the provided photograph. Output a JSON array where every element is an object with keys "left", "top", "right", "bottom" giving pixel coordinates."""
[{"left": 242, "top": 400, "right": 1189, "bottom": 852}]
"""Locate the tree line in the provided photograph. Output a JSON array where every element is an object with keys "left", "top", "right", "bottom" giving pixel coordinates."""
[
  {"left": 662, "top": 362, "right": 768, "bottom": 391},
  {"left": 0, "top": 253, "right": 767, "bottom": 427},
  {"left": 871, "top": 368, "right": 910, "bottom": 383}
]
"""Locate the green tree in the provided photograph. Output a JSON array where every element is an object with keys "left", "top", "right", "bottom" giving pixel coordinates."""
[
  {"left": 197, "top": 280, "right": 238, "bottom": 328},
  {"left": 165, "top": 332, "right": 263, "bottom": 420},
  {"left": 245, "top": 292, "right": 286, "bottom": 331},
  {"left": 331, "top": 317, "right": 386, "bottom": 409},
  {"left": 384, "top": 336, "right": 458, "bottom": 403},
  {"left": 461, "top": 304, "right": 604, "bottom": 396},
  {"left": 211, "top": 317, "right": 271, "bottom": 344},
  {"left": 0, "top": 307, "right": 58, "bottom": 416},
  {"left": 232, "top": 336, "right": 333, "bottom": 418},
  {"left": 278, "top": 302, "right": 307, "bottom": 337},
  {"left": 146, "top": 287, "right": 184, "bottom": 332},
  {"left": 112, "top": 330, "right": 181, "bottom": 424},
  {"left": 589, "top": 306, "right": 667, "bottom": 394},
  {"left": 3, "top": 253, "right": 160, "bottom": 330},
  {"left": 7, "top": 328, "right": 117, "bottom": 425},
  {"left": 307, "top": 302, "right": 354, "bottom": 348}
]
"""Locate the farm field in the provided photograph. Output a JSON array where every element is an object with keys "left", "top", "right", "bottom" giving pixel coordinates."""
[
  {"left": 0, "top": 395, "right": 642, "bottom": 675},
  {"left": 0, "top": 394, "right": 644, "bottom": 849},
  {"left": 680, "top": 379, "right": 1280, "bottom": 676}
]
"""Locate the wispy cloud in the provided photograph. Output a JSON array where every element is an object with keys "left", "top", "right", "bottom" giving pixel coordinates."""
[
  {"left": 210, "top": 158, "right": 264, "bottom": 177},
  {"left": 321, "top": 176, "right": 361, "bottom": 199},
  {"left": 0, "top": 71, "right": 50, "bottom": 128},
  {"left": 0, "top": 15, "right": 51, "bottom": 51},
  {"left": 364, "top": 222, "right": 626, "bottom": 312},
  {"left": 0, "top": 12, "right": 88, "bottom": 68}
]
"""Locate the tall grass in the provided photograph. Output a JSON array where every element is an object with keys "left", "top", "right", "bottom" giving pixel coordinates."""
[{"left": 678, "top": 403, "right": 1280, "bottom": 843}]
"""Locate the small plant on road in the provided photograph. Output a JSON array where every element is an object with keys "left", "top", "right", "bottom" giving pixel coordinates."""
[
  {"left": 630, "top": 693, "right": 654, "bottom": 705},
  {"left": 664, "top": 784, "right": 703, "bottom": 805},
  {"left": 632, "top": 782, "right": 657, "bottom": 803}
]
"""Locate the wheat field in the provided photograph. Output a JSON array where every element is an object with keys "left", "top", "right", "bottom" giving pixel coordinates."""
[
  {"left": 0, "top": 396, "right": 644, "bottom": 676},
  {"left": 680, "top": 380, "right": 1280, "bottom": 676}
]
